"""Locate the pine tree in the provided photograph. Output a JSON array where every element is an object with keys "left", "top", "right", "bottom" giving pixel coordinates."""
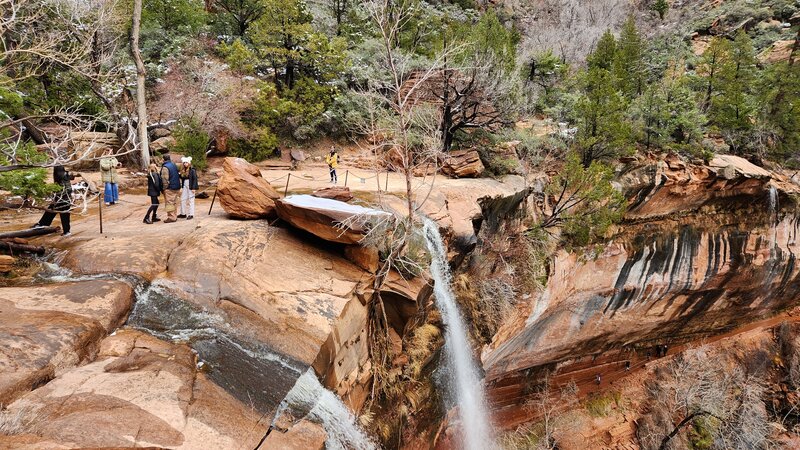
[
  {"left": 575, "top": 66, "right": 633, "bottom": 166},
  {"left": 588, "top": 30, "right": 617, "bottom": 71},
  {"left": 709, "top": 30, "right": 757, "bottom": 151},
  {"left": 613, "top": 16, "right": 645, "bottom": 99},
  {"left": 652, "top": 0, "right": 669, "bottom": 21}
]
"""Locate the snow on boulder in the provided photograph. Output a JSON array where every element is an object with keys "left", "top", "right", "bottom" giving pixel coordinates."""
[{"left": 275, "top": 195, "right": 392, "bottom": 244}]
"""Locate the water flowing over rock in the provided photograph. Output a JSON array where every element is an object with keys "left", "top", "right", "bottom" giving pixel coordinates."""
[
  {"left": 269, "top": 369, "right": 377, "bottom": 450},
  {"left": 217, "top": 157, "right": 281, "bottom": 219},
  {"left": 423, "top": 219, "right": 497, "bottom": 450},
  {"left": 276, "top": 194, "right": 392, "bottom": 244}
]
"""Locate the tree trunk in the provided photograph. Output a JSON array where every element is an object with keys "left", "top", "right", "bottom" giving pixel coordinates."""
[
  {"left": 0, "top": 227, "right": 60, "bottom": 240},
  {"left": 130, "top": 0, "right": 151, "bottom": 170},
  {"left": 0, "top": 241, "right": 46, "bottom": 255}
]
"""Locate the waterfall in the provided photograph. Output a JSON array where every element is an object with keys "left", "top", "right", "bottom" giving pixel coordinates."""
[
  {"left": 768, "top": 185, "right": 779, "bottom": 221},
  {"left": 422, "top": 219, "right": 497, "bottom": 450},
  {"left": 274, "top": 369, "right": 377, "bottom": 450}
]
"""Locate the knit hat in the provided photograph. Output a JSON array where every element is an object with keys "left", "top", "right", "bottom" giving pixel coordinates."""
[{"left": 181, "top": 156, "right": 193, "bottom": 164}]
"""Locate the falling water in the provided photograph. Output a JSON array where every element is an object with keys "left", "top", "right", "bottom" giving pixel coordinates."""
[
  {"left": 422, "top": 219, "right": 496, "bottom": 450},
  {"left": 768, "top": 185, "right": 778, "bottom": 220},
  {"left": 274, "top": 369, "right": 377, "bottom": 450}
]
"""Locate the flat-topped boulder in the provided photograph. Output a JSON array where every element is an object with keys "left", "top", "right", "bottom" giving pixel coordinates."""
[
  {"left": 217, "top": 157, "right": 281, "bottom": 219},
  {"left": 275, "top": 194, "right": 393, "bottom": 244},
  {"left": 0, "top": 328, "right": 267, "bottom": 449},
  {"left": 312, "top": 186, "right": 354, "bottom": 202},
  {"left": 0, "top": 280, "right": 132, "bottom": 405}
]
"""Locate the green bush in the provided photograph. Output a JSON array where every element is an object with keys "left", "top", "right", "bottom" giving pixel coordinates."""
[
  {"left": 0, "top": 143, "right": 60, "bottom": 201},
  {"left": 172, "top": 118, "right": 209, "bottom": 170},
  {"left": 229, "top": 128, "right": 280, "bottom": 162},
  {"left": 216, "top": 39, "right": 256, "bottom": 74}
]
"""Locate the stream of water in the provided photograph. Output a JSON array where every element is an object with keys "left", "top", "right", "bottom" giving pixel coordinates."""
[
  {"left": 273, "top": 369, "right": 377, "bottom": 450},
  {"left": 422, "top": 219, "right": 497, "bottom": 450},
  {"left": 127, "top": 282, "right": 304, "bottom": 415}
]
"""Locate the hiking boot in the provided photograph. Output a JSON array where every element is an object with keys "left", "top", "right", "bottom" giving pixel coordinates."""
[
  {"left": 62, "top": 232, "right": 72, "bottom": 237},
  {"left": 187, "top": 215, "right": 194, "bottom": 220},
  {"left": 143, "top": 218, "right": 152, "bottom": 224},
  {"left": 31, "top": 223, "right": 45, "bottom": 229},
  {"left": 177, "top": 214, "right": 187, "bottom": 219},
  {"left": 152, "top": 217, "right": 162, "bottom": 222},
  {"left": 164, "top": 218, "right": 177, "bottom": 223}
]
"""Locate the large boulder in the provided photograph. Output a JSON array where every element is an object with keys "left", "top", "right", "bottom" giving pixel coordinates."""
[
  {"left": 0, "top": 328, "right": 267, "bottom": 449},
  {"left": 312, "top": 186, "right": 354, "bottom": 202},
  {"left": 217, "top": 157, "right": 281, "bottom": 219},
  {"left": 150, "top": 136, "right": 177, "bottom": 154},
  {"left": 275, "top": 195, "right": 392, "bottom": 244},
  {"left": 441, "top": 149, "right": 485, "bottom": 178},
  {"left": 0, "top": 280, "right": 133, "bottom": 405}
]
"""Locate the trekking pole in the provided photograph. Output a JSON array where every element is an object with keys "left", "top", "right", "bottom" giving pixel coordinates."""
[
  {"left": 344, "top": 170, "right": 349, "bottom": 187},
  {"left": 385, "top": 171, "right": 389, "bottom": 191},
  {"left": 98, "top": 193, "right": 104, "bottom": 234},
  {"left": 208, "top": 187, "right": 217, "bottom": 215},
  {"left": 284, "top": 173, "right": 291, "bottom": 196}
]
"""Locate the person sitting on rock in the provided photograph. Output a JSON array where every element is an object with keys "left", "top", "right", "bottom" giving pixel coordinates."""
[
  {"left": 144, "top": 163, "right": 163, "bottom": 224},
  {"left": 33, "top": 165, "right": 76, "bottom": 236},
  {"left": 326, "top": 146, "right": 339, "bottom": 184},
  {"left": 178, "top": 156, "right": 198, "bottom": 220},
  {"left": 160, "top": 154, "right": 181, "bottom": 223},
  {"left": 99, "top": 149, "right": 121, "bottom": 206}
]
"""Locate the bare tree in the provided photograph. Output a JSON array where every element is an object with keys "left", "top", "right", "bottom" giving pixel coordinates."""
[
  {"left": 637, "top": 346, "right": 774, "bottom": 450},
  {"left": 130, "top": 0, "right": 150, "bottom": 169}
]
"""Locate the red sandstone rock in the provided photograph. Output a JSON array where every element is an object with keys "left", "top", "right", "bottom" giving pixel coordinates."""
[
  {"left": 344, "top": 244, "right": 379, "bottom": 273},
  {"left": 275, "top": 195, "right": 392, "bottom": 244},
  {"left": 312, "top": 186, "right": 354, "bottom": 202},
  {"left": 441, "top": 149, "right": 484, "bottom": 178},
  {"left": 217, "top": 157, "right": 281, "bottom": 219}
]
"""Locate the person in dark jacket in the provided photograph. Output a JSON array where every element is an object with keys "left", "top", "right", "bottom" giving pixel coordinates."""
[
  {"left": 144, "top": 163, "right": 163, "bottom": 224},
  {"left": 178, "top": 156, "right": 198, "bottom": 220},
  {"left": 33, "top": 165, "right": 76, "bottom": 236},
  {"left": 160, "top": 154, "right": 181, "bottom": 223}
]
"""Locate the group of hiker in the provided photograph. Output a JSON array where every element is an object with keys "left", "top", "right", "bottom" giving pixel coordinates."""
[
  {"left": 145, "top": 153, "right": 198, "bottom": 224},
  {"left": 34, "top": 146, "right": 338, "bottom": 235},
  {"left": 32, "top": 152, "right": 198, "bottom": 235}
]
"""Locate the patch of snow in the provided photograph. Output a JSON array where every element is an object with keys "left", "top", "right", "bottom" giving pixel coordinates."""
[{"left": 283, "top": 194, "right": 392, "bottom": 217}]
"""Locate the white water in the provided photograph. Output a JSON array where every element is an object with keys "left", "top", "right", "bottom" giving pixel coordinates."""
[
  {"left": 274, "top": 370, "right": 377, "bottom": 450},
  {"left": 768, "top": 185, "right": 779, "bottom": 220},
  {"left": 422, "top": 219, "right": 497, "bottom": 450}
]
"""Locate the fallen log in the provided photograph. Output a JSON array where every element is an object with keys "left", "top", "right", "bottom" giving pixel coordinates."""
[
  {"left": 0, "top": 241, "right": 46, "bottom": 255},
  {"left": 0, "top": 226, "right": 60, "bottom": 240}
]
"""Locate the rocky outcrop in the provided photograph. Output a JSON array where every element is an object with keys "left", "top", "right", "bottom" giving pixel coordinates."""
[
  {"left": 620, "top": 153, "right": 792, "bottom": 221},
  {"left": 344, "top": 244, "right": 379, "bottom": 273},
  {"left": 0, "top": 280, "right": 132, "bottom": 405},
  {"left": 312, "top": 186, "right": 354, "bottom": 202},
  {"left": 275, "top": 195, "right": 392, "bottom": 245},
  {"left": 0, "top": 254, "right": 13, "bottom": 273},
  {"left": 441, "top": 149, "right": 485, "bottom": 178},
  {"left": 0, "top": 328, "right": 267, "bottom": 449},
  {"left": 217, "top": 157, "right": 281, "bottom": 219}
]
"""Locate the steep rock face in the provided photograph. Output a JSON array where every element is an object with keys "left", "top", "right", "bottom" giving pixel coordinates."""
[
  {"left": 441, "top": 149, "right": 485, "bottom": 178},
  {"left": 0, "top": 280, "right": 132, "bottom": 405},
  {"left": 0, "top": 329, "right": 266, "bottom": 449},
  {"left": 483, "top": 157, "right": 800, "bottom": 428},
  {"left": 217, "top": 157, "right": 281, "bottom": 219}
]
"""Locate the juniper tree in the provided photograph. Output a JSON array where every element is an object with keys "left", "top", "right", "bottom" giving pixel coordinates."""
[{"left": 613, "top": 16, "right": 645, "bottom": 98}]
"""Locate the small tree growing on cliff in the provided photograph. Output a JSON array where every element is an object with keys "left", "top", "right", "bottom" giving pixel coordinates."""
[{"left": 533, "top": 153, "right": 625, "bottom": 247}]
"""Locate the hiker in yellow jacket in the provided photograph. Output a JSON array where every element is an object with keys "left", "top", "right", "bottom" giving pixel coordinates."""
[{"left": 325, "top": 146, "right": 339, "bottom": 184}]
